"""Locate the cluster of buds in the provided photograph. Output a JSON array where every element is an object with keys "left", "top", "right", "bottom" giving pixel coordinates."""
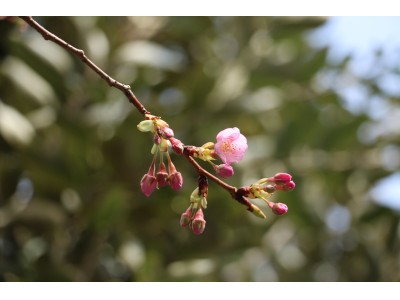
[
  {"left": 137, "top": 114, "right": 184, "bottom": 197},
  {"left": 180, "top": 176, "right": 208, "bottom": 235},
  {"left": 138, "top": 119, "right": 296, "bottom": 235},
  {"left": 243, "top": 172, "right": 296, "bottom": 217}
]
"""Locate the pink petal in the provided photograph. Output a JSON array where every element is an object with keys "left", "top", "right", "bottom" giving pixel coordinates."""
[{"left": 216, "top": 127, "right": 240, "bottom": 142}]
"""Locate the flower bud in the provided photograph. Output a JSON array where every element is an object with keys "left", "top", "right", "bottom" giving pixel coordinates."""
[
  {"left": 264, "top": 185, "right": 276, "bottom": 194},
  {"left": 190, "top": 209, "right": 206, "bottom": 235},
  {"left": 275, "top": 180, "right": 296, "bottom": 191},
  {"left": 270, "top": 202, "right": 288, "bottom": 215},
  {"left": 273, "top": 173, "right": 292, "bottom": 183},
  {"left": 284, "top": 181, "right": 296, "bottom": 191},
  {"left": 160, "top": 127, "right": 174, "bottom": 139},
  {"left": 169, "top": 137, "right": 184, "bottom": 155},
  {"left": 180, "top": 207, "right": 192, "bottom": 227},
  {"left": 140, "top": 173, "right": 157, "bottom": 197},
  {"left": 168, "top": 171, "right": 183, "bottom": 190},
  {"left": 156, "top": 162, "right": 168, "bottom": 187},
  {"left": 137, "top": 120, "right": 154, "bottom": 132},
  {"left": 213, "top": 163, "right": 234, "bottom": 178}
]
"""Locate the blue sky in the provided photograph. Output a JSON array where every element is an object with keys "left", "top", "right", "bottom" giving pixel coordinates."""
[{"left": 308, "top": 17, "right": 400, "bottom": 212}]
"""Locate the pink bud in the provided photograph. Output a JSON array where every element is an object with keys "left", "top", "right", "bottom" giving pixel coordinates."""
[
  {"left": 168, "top": 171, "right": 183, "bottom": 190},
  {"left": 160, "top": 127, "right": 174, "bottom": 139},
  {"left": 190, "top": 209, "right": 206, "bottom": 235},
  {"left": 169, "top": 137, "right": 184, "bottom": 155},
  {"left": 140, "top": 173, "right": 157, "bottom": 197},
  {"left": 180, "top": 207, "right": 192, "bottom": 227},
  {"left": 273, "top": 173, "right": 292, "bottom": 183},
  {"left": 270, "top": 202, "right": 288, "bottom": 215},
  {"left": 284, "top": 180, "right": 296, "bottom": 191},
  {"left": 156, "top": 162, "right": 168, "bottom": 187},
  {"left": 213, "top": 163, "right": 234, "bottom": 178}
]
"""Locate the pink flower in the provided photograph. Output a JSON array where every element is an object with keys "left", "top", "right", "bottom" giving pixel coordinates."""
[
  {"left": 215, "top": 127, "right": 247, "bottom": 165},
  {"left": 213, "top": 163, "right": 234, "bottom": 178}
]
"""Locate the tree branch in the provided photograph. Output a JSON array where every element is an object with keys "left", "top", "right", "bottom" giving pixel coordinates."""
[
  {"left": 18, "top": 16, "right": 253, "bottom": 212},
  {"left": 19, "top": 16, "right": 149, "bottom": 116}
]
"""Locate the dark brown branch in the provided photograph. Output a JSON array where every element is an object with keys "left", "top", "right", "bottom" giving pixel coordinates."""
[
  {"left": 183, "top": 154, "right": 253, "bottom": 214},
  {"left": 19, "top": 16, "right": 253, "bottom": 212},
  {"left": 19, "top": 16, "right": 149, "bottom": 116}
]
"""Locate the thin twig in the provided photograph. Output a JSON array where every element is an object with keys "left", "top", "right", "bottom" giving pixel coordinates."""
[{"left": 19, "top": 16, "right": 149, "bottom": 116}]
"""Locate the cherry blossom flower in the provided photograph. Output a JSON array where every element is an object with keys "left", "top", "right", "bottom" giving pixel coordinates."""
[{"left": 215, "top": 127, "right": 247, "bottom": 165}]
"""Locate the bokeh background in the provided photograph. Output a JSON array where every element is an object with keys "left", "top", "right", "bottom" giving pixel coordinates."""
[{"left": 0, "top": 16, "right": 399, "bottom": 282}]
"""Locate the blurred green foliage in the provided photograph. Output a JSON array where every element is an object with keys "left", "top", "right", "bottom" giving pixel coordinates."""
[{"left": 0, "top": 16, "right": 399, "bottom": 282}]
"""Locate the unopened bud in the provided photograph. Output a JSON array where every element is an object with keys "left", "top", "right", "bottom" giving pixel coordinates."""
[
  {"left": 273, "top": 173, "right": 292, "bottom": 183},
  {"left": 180, "top": 207, "right": 192, "bottom": 227},
  {"left": 190, "top": 209, "right": 206, "bottom": 235},
  {"left": 270, "top": 202, "right": 288, "bottom": 215},
  {"left": 140, "top": 173, "right": 157, "bottom": 197},
  {"left": 264, "top": 185, "right": 276, "bottom": 194},
  {"left": 156, "top": 162, "right": 168, "bottom": 187},
  {"left": 168, "top": 171, "right": 183, "bottom": 190},
  {"left": 284, "top": 181, "right": 296, "bottom": 191},
  {"left": 169, "top": 138, "right": 184, "bottom": 155},
  {"left": 160, "top": 127, "right": 174, "bottom": 139},
  {"left": 276, "top": 180, "right": 296, "bottom": 191},
  {"left": 213, "top": 163, "right": 234, "bottom": 178}
]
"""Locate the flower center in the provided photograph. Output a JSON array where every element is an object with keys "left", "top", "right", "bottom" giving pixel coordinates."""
[{"left": 221, "top": 141, "right": 236, "bottom": 154}]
